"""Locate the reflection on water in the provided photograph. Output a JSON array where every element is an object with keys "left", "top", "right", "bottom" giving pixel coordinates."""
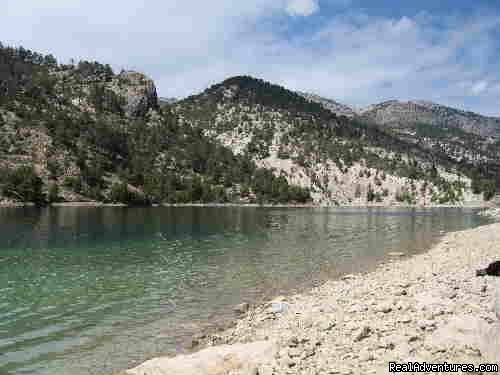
[{"left": 0, "top": 206, "right": 490, "bottom": 375}]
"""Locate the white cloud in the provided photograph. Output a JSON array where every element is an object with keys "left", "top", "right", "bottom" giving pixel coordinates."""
[
  {"left": 470, "top": 80, "right": 489, "bottom": 95},
  {"left": 1, "top": 2, "right": 500, "bottom": 115},
  {"left": 286, "top": 0, "right": 319, "bottom": 16}
]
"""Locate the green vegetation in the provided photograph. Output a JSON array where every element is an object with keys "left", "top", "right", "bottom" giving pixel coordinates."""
[
  {"left": 176, "top": 76, "right": 500, "bottom": 204},
  {"left": 0, "top": 44, "right": 310, "bottom": 205},
  {"left": 1, "top": 44, "right": 498, "bottom": 205},
  {"left": 0, "top": 166, "right": 44, "bottom": 204},
  {"left": 414, "top": 122, "right": 471, "bottom": 139},
  {"left": 47, "top": 183, "right": 59, "bottom": 203},
  {"left": 472, "top": 178, "right": 496, "bottom": 201}
]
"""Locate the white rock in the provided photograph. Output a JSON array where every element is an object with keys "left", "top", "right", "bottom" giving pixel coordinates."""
[
  {"left": 234, "top": 302, "right": 250, "bottom": 314},
  {"left": 126, "top": 341, "right": 275, "bottom": 375}
]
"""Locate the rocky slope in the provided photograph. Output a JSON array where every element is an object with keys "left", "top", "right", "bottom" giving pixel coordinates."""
[
  {"left": 0, "top": 46, "right": 310, "bottom": 205},
  {"left": 1, "top": 44, "right": 498, "bottom": 206},
  {"left": 292, "top": 93, "right": 500, "bottom": 194},
  {"left": 360, "top": 99, "right": 500, "bottom": 139},
  {"left": 174, "top": 76, "right": 494, "bottom": 206}
]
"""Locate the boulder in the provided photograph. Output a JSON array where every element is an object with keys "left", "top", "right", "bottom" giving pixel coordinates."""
[
  {"left": 428, "top": 315, "right": 500, "bottom": 362},
  {"left": 126, "top": 341, "right": 276, "bottom": 375}
]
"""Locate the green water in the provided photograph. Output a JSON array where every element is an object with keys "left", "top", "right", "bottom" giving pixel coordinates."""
[{"left": 0, "top": 206, "right": 490, "bottom": 374}]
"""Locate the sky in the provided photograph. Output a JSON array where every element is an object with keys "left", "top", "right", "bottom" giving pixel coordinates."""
[{"left": 2, "top": 0, "right": 500, "bottom": 116}]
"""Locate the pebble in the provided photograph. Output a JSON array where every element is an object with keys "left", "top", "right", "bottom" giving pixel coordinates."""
[{"left": 354, "top": 326, "right": 372, "bottom": 342}]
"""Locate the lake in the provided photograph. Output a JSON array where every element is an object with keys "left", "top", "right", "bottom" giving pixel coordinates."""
[{"left": 0, "top": 206, "right": 491, "bottom": 375}]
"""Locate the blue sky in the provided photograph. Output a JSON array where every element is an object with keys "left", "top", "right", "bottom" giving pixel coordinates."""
[{"left": 2, "top": 0, "right": 500, "bottom": 115}]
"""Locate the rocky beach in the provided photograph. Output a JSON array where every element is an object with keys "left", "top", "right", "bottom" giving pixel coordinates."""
[{"left": 126, "top": 223, "right": 500, "bottom": 375}]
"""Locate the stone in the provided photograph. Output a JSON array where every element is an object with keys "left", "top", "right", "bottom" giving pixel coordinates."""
[
  {"left": 377, "top": 304, "right": 393, "bottom": 313},
  {"left": 302, "top": 348, "right": 316, "bottom": 359},
  {"left": 269, "top": 301, "right": 290, "bottom": 314},
  {"left": 287, "top": 336, "right": 299, "bottom": 348},
  {"left": 280, "top": 357, "right": 296, "bottom": 368},
  {"left": 234, "top": 302, "right": 250, "bottom": 314},
  {"left": 359, "top": 349, "right": 374, "bottom": 361},
  {"left": 354, "top": 326, "right": 372, "bottom": 342},
  {"left": 397, "top": 316, "right": 412, "bottom": 324},
  {"left": 319, "top": 321, "right": 336, "bottom": 332},
  {"left": 341, "top": 274, "right": 356, "bottom": 280},
  {"left": 288, "top": 348, "right": 302, "bottom": 358},
  {"left": 418, "top": 319, "right": 436, "bottom": 331},
  {"left": 187, "top": 338, "right": 199, "bottom": 349}
]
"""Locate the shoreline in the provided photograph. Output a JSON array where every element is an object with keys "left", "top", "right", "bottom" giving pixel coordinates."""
[
  {"left": 125, "top": 222, "right": 500, "bottom": 375},
  {"left": 0, "top": 201, "right": 493, "bottom": 209}
]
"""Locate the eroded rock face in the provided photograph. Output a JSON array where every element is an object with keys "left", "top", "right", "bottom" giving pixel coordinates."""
[{"left": 112, "top": 71, "right": 158, "bottom": 118}]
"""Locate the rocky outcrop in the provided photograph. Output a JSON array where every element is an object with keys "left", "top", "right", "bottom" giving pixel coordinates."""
[{"left": 111, "top": 71, "right": 159, "bottom": 118}]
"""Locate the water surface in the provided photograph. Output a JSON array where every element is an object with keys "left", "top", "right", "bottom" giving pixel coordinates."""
[{"left": 0, "top": 206, "right": 490, "bottom": 374}]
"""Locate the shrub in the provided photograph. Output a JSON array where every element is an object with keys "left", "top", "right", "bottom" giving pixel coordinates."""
[
  {"left": 109, "top": 182, "right": 131, "bottom": 203},
  {"left": 47, "top": 183, "right": 59, "bottom": 203},
  {"left": 367, "top": 184, "right": 375, "bottom": 202},
  {"left": 2, "top": 166, "right": 44, "bottom": 203},
  {"left": 63, "top": 176, "right": 83, "bottom": 193}
]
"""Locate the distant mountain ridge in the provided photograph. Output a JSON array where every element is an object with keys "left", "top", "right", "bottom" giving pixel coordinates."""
[
  {"left": 297, "top": 92, "right": 357, "bottom": 117},
  {"left": 159, "top": 97, "right": 178, "bottom": 105},
  {"left": 298, "top": 91, "right": 500, "bottom": 139},
  {"left": 360, "top": 99, "right": 500, "bottom": 138}
]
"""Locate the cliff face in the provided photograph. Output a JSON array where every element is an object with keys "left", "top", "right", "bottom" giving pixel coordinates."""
[{"left": 109, "top": 71, "right": 159, "bottom": 118}]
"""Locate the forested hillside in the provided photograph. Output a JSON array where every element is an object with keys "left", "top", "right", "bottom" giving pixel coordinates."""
[
  {"left": 0, "top": 44, "right": 310, "bottom": 205},
  {"left": 0, "top": 43, "right": 497, "bottom": 206},
  {"left": 174, "top": 76, "right": 498, "bottom": 205}
]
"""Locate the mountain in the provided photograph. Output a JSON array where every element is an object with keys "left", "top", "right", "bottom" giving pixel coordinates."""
[
  {"left": 0, "top": 44, "right": 310, "bottom": 205},
  {"left": 159, "top": 97, "right": 178, "bottom": 106},
  {"left": 0, "top": 43, "right": 497, "bottom": 206},
  {"left": 291, "top": 94, "right": 500, "bottom": 182},
  {"left": 173, "top": 75, "right": 498, "bottom": 205},
  {"left": 360, "top": 100, "right": 500, "bottom": 139},
  {"left": 297, "top": 92, "right": 357, "bottom": 117}
]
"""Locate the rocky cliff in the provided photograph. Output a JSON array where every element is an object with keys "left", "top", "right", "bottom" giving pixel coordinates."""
[{"left": 109, "top": 70, "right": 159, "bottom": 118}]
